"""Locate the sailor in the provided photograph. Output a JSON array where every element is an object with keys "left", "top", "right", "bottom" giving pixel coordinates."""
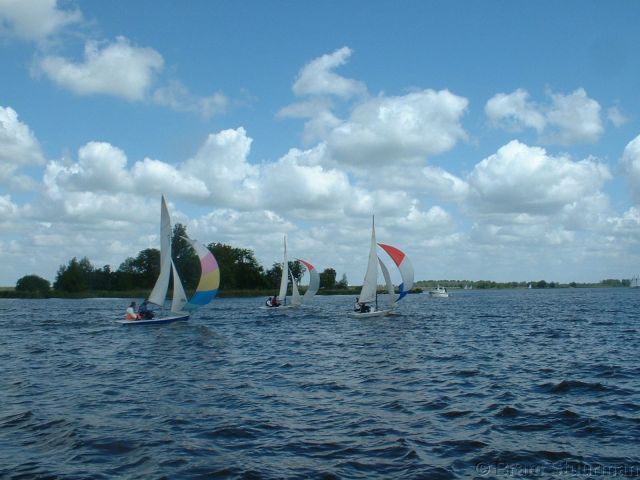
[
  {"left": 125, "top": 301, "right": 141, "bottom": 320},
  {"left": 138, "top": 299, "right": 154, "bottom": 319}
]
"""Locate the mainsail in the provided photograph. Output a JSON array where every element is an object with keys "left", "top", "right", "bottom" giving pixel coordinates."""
[
  {"left": 358, "top": 218, "right": 379, "bottom": 305},
  {"left": 148, "top": 195, "right": 172, "bottom": 307},
  {"left": 278, "top": 235, "right": 289, "bottom": 302}
]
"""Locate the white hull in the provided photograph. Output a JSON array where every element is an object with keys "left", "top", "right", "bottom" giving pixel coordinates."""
[
  {"left": 429, "top": 292, "right": 449, "bottom": 298},
  {"left": 116, "top": 314, "right": 189, "bottom": 325},
  {"left": 347, "top": 309, "right": 393, "bottom": 319}
]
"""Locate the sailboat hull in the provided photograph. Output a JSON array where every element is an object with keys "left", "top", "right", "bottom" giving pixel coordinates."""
[
  {"left": 116, "top": 314, "right": 189, "bottom": 325},
  {"left": 259, "top": 304, "right": 300, "bottom": 310},
  {"left": 347, "top": 309, "right": 394, "bottom": 319}
]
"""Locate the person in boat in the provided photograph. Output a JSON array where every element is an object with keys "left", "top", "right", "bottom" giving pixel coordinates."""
[
  {"left": 354, "top": 298, "right": 370, "bottom": 313},
  {"left": 125, "top": 301, "right": 141, "bottom": 321},
  {"left": 271, "top": 296, "right": 280, "bottom": 307},
  {"left": 138, "top": 299, "right": 154, "bottom": 319}
]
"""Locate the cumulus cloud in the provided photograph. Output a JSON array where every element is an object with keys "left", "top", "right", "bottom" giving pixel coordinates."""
[
  {"left": 36, "top": 36, "right": 164, "bottom": 101},
  {"left": 0, "top": 106, "right": 45, "bottom": 166},
  {"left": 0, "top": 0, "right": 82, "bottom": 42},
  {"left": 485, "top": 88, "right": 545, "bottom": 132},
  {"left": 485, "top": 88, "right": 604, "bottom": 145},
  {"left": 327, "top": 89, "right": 468, "bottom": 166},
  {"left": 0, "top": 106, "right": 45, "bottom": 190},
  {"left": 468, "top": 140, "right": 611, "bottom": 215},
  {"left": 621, "top": 134, "right": 640, "bottom": 202},
  {"left": 292, "top": 47, "right": 366, "bottom": 99}
]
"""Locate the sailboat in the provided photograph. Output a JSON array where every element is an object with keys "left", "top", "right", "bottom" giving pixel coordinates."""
[
  {"left": 348, "top": 217, "right": 414, "bottom": 318},
  {"left": 631, "top": 276, "right": 639, "bottom": 288},
  {"left": 117, "top": 195, "right": 220, "bottom": 325},
  {"left": 263, "top": 236, "right": 320, "bottom": 309}
]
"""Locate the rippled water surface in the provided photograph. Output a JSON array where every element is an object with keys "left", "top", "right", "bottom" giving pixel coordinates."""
[{"left": 2, "top": 289, "right": 640, "bottom": 479}]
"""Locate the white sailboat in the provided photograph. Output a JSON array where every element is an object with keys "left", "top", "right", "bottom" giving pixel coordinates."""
[
  {"left": 348, "top": 217, "right": 414, "bottom": 318},
  {"left": 263, "top": 235, "right": 319, "bottom": 309},
  {"left": 117, "top": 195, "right": 220, "bottom": 325},
  {"left": 631, "top": 276, "right": 639, "bottom": 288}
]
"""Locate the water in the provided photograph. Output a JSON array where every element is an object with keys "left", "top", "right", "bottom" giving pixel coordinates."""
[{"left": 1, "top": 289, "right": 639, "bottom": 479}]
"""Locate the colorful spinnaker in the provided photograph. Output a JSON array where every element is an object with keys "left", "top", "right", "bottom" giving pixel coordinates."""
[{"left": 378, "top": 242, "right": 414, "bottom": 302}]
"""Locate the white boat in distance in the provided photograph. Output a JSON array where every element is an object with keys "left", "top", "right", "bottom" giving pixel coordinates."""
[
  {"left": 429, "top": 286, "right": 449, "bottom": 298},
  {"left": 631, "top": 276, "right": 639, "bottom": 288}
]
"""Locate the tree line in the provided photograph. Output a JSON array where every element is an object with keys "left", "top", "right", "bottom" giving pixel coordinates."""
[{"left": 14, "top": 223, "right": 347, "bottom": 296}]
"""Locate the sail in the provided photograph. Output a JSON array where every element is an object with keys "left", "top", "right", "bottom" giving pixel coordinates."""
[
  {"left": 278, "top": 235, "right": 288, "bottom": 301},
  {"left": 290, "top": 272, "right": 302, "bottom": 306},
  {"left": 148, "top": 195, "right": 172, "bottom": 306},
  {"left": 358, "top": 218, "right": 379, "bottom": 304},
  {"left": 378, "top": 242, "right": 414, "bottom": 302},
  {"left": 170, "top": 260, "right": 188, "bottom": 313},
  {"left": 183, "top": 237, "right": 220, "bottom": 311},
  {"left": 378, "top": 258, "right": 395, "bottom": 308},
  {"left": 298, "top": 259, "right": 320, "bottom": 303}
]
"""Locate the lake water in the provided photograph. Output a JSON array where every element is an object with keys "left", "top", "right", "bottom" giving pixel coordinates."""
[{"left": 1, "top": 289, "right": 639, "bottom": 479}]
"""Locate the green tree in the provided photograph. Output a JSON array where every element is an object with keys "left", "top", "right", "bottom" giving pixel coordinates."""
[
  {"left": 320, "top": 268, "right": 337, "bottom": 289},
  {"left": 54, "top": 257, "right": 92, "bottom": 292},
  {"left": 208, "top": 242, "right": 267, "bottom": 289},
  {"left": 16, "top": 275, "right": 50, "bottom": 295},
  {"left": 336, "top": 273, "right": 348, "bottom": 289}
]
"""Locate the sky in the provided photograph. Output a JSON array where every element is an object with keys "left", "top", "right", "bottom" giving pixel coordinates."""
[{"left": 1, "top": 0, "right": 640, "bottom": 287}]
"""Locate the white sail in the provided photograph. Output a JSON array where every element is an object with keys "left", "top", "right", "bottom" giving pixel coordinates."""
[
  {"left": 358, "top": 218, "right": 378, "bottom": 304},
  {"left": 378, "top": 257, "right": 395, "bottom": 308},
  {"left": 290, "top": 272, "right": 302, "bottom": 306},
  {"left": 278, "top": 235, "right": 288, "bottom": 301},
  {"left": 148, "top": 195, "right": 172, "bottom": 306},
  {"left": 170, "top": 260, "right": 188, "bottom": 313}
]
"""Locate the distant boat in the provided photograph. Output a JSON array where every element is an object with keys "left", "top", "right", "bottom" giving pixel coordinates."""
[
  {"left": 348, "top": 217, "right": 414, "bottom": 318},
  {"left": 264, "top": 236, "right": 319, "bottom": 309},
  {"left": 116, "top": 195, "right": 220, "bottom": 325},
  {"left": 429, "top": 286, "right": 449, "bottom": 298},
  {"left": 631, "top": 276, "right": 640, "bottom": 288}
]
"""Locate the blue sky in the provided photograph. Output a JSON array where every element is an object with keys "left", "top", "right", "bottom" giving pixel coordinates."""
[{"left": 1, "top": 0, "right": 640, "bottom": 286}]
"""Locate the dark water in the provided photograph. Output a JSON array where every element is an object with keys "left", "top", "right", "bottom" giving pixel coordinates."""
[{"left": 2, "top": 289, "right": 639, "bottom": 479}]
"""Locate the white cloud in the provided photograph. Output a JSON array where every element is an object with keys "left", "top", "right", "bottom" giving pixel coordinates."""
[
  {"left": 0, "top": 106, "right": 45, "bottom": 166},
  {"left": 0, "top": 0, "right": 81, "bottom": 41},
  {"left": 485, "top": 88, "right": 604, "bottom": 145},
  {"left": 621, "top": 134, "right": 640, "bottom": 202},
  {"left": 292, "top": 46, "right": 366, "bottom": 99},
  {"left": 0, "top": 106, "right": 45, "bottom": 190},
  {"left": 485, "top": 88, "right": 546, "bottom": 132},
  {"left": 607, "top": 106, "right": 629, "bottom": 127},
  {"left": 152, "top": 80, "right": 228, "bottom": 118},
  {"left": 327, "top": 89, "right": 468, "bottom": 166},
  {"left": 468, "top": 140, "right": 611, "bottom": 215},
  {"left": 37, "top": 37, "right": 164, "bottom": 101},
  {"left": 545, "top": 88, "right": 603, "bottom": 145}
]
